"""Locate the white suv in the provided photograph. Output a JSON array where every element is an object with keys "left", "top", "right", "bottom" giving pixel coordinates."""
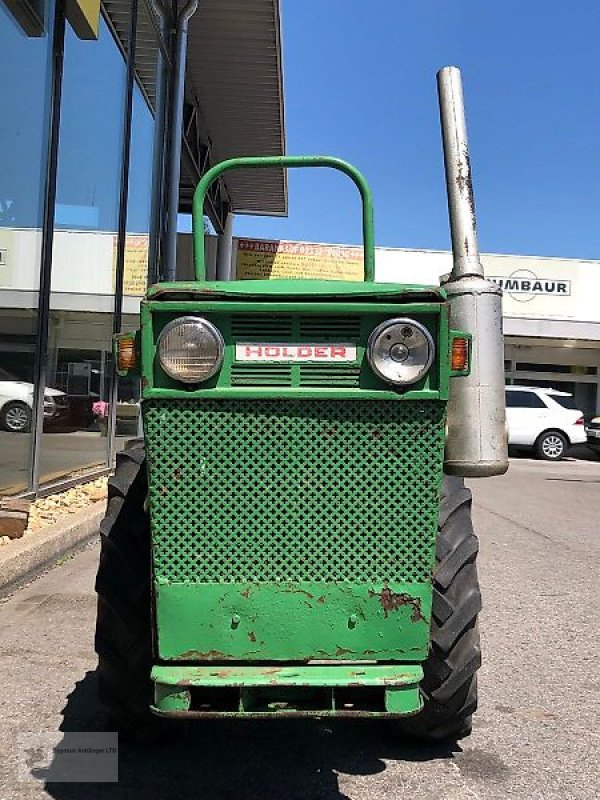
[
  {"left": 0, "top": 368, "right": 69, "bottom": 433},
  {"left": 505, "top": 386, "right": 586, "bottom": 461}
]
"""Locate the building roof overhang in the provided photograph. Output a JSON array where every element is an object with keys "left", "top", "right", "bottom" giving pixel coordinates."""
[
  {"left": 183, "top": 0, "right": 286, "bottom": 218},
  {"left": 103, "top": 0, "right": 286, "bottom": 222}
]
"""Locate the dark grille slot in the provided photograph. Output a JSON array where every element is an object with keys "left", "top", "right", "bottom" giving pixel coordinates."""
[
  {"left": 299, "top": 316, "right": 361, "bottom": 339},
  {"left": 299, "top": 365, "right": 361, "bottom": 387},
  {"left": 231, "top": 364, "right": 293, "bottom": 386},
  {"left": 231, "top": 315, "right": 293, "bottom": 338}
]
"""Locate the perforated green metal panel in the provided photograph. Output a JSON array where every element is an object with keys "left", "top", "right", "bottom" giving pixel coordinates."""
[{"left": 144, "top": 399, "right": 446, "bottom": 585}]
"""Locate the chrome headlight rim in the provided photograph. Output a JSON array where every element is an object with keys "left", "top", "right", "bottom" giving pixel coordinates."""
[
  {"left": 157, "top": 315, "right": 225, "bottom": 384},
  {"left": 367, "top": 317, "right": 435, "bottom": 386}
]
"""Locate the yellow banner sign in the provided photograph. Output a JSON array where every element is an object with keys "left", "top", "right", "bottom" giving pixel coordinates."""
[
  {"left": 113, "top": 234, "right": 149, "bottom": 296},
  {"left": 236, "top": 239, "right": 364, "bottom": 281}
]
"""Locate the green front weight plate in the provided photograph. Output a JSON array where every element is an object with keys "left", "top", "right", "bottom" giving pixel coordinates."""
[{"left": 151, "top": 664, "right": 424, "bottom": 717}]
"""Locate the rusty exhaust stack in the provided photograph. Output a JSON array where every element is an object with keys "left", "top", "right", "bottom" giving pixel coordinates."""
[{"left": 437, "top": 66, "right": 508, "bottom": 477}]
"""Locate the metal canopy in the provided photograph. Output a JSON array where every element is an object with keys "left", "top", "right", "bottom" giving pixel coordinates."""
[
  {"left": 102, "top": 0, "right": 286, "bottom": 221},
  {"left": 183, "top": 0, "right": 286, "bottom": 218}
]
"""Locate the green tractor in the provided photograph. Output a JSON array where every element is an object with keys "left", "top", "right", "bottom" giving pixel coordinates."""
[{"left": 95, "top": 67, "right": 508, "bottom": 742}]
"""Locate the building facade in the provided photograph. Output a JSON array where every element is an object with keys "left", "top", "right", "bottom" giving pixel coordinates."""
[
  {"left": 216, "top": 237, "right": 600, "bottom": 419},
  {"left": 0, "top": 0, "right": 284, "bottom": 496}
]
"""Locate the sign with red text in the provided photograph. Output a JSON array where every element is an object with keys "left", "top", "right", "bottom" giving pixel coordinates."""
[
  {"left": 235, "top": 343, "right": 357, "bottom": 362},
  {"left": 235, "top": 238, "right": 364, "bottom": 281}
]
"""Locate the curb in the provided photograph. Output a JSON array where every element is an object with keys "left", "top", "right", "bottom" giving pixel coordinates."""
[{"left": 0, "top": 502, "right": 105, "bottom": 597}]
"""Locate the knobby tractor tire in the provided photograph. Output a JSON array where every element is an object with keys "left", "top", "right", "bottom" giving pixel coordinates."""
[
  {"left": 94, "top": 442, "right": 160, "bottom": 741},
  {"left": 397, "top": 475, "right": 482, "bottom": 742}
]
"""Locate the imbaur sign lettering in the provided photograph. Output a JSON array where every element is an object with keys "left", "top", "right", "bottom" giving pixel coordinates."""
[{"left": 490, "top": 269, "right": 571, "bottom": 302}]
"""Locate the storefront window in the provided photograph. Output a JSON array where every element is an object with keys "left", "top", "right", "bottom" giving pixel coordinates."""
[
  {"left": 39, "top": 13, "right": 127, "bottom": 485},
  {"left": 0, "top": 1, "right": 54, "bottom": 494},
  {"left": 113, "top": 12, "right": 162, "bottom": 449}
]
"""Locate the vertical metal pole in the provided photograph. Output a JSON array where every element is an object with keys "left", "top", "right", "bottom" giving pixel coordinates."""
[
  {"left": 107, "top": 0, "right": 139, "bottom": 468},
  {"left": 147, "top": 0, "right": 170, "bottom": 285},
  {"left": 164, "top": 0, "right": 199, "bottom": 281},
  {"left": 30, "top": 1, "right": 66, "bottom": 495},
  {"left": 437, "top": 66, "right": 508, "bottom": 477},
  {"left": 215, "top": 211, "right": 234, "bottom": 280},
  {"left": 437, "top": 67, "right": 483, "bottom": 279}
]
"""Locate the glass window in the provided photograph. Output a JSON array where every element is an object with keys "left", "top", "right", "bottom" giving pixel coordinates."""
[
  {"left": 528, "top": 394, "right": 548, "bottom": 408},
  {"left": 551, "top": 394, "right": 577, "bottom": 410},
  {"left": 0, "top": 1, "right": 54, "bottom": 494},
  {"left": 506, "top": 391, "right": 546, "bottom": 409},
  {"left": 114, "top": 12, "right": 163, "bottom": 451},
  {"left": 39, "top": 13, "right": 127, "bottom": 485}
]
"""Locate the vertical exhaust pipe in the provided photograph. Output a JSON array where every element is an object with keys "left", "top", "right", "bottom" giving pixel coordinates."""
[{"left": 437, "top": 66, "right": 508, "bottom": 476}]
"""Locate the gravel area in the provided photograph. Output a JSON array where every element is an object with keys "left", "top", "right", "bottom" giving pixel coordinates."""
[{"left": 0, "top": 477, "right": 107, "bottom": 546}]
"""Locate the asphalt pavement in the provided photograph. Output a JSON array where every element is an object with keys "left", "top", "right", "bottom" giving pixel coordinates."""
[{"left": 0, "top": 456, "right": 599, "bottom": 799}]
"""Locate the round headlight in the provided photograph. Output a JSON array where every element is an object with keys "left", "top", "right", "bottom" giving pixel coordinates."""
[
  {"left": 158, "top": 316, "right": 224, "bottom": 384},
  {"left": 367, "top": 318, "right": 434, "bottom": 386}
]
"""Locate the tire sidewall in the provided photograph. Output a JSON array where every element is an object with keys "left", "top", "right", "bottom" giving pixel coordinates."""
[
  {"left": 536, "top": 430, "right": 567, "bottom": 461},
  {"left": 1, "top": 401, "right": 32, "bottom": 433}
]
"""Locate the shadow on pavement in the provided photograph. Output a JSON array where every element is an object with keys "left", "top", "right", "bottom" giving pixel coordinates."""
[{"left": 44, "top": 671, "right": 460, "bottom": 799}]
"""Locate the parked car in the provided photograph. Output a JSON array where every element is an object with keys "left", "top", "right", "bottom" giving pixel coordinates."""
[
  {"left": 585, "top": 415, "right": 600, "bottom": 452},
  {"left": 505, "top": 386, "right": 586, "bottom": 460},
  {"left": 0, "top": 368, "right": 69, "bottom": 433}
]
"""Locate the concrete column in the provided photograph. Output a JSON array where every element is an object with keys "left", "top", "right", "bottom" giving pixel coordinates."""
[{"left": 216, "top": 212, "right": 234, "bottom": 281}]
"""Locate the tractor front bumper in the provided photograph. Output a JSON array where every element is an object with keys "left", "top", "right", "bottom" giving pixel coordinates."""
[{"left": 151, "top": 664, "right": 423, "bottom": 718}]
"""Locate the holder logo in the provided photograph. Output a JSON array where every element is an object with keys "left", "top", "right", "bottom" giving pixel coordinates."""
[{"left": 235, "top": 343, "right": 357, "bottom": 362}]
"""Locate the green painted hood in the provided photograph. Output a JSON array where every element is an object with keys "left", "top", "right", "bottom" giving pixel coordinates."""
[{"left": 147, "top": 279, "right": 446, "bottom": 303}]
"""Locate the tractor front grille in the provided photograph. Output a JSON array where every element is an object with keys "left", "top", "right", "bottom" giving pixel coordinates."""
[
  {"left": 230, "top": 314, "right": 362, "bottom": 340},
  {"left": 144, "top": 399, "right": 446, "bottom": 585},
  {"left": 230, "top": 363, "right": 362, "bottom": 387},
  {"left": 229, "top": 314, "right": 363, "bottom": 387}
]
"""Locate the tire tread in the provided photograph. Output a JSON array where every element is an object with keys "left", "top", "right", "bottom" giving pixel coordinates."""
[
  {"left": 397, "top": 475, "right": 481, "bottom": 742},
  {"left": 94, "top": 446, "right": 161, "bottom": 739}
]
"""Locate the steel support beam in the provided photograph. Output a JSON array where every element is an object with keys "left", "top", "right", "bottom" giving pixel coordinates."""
[
  {"left": 179, "top": 100, "right": 230, "bottom": 234},
  {"left": 153, "top": 0, "right": 234, "bottom": 281},
  {"left": 163, "top": 0, "right": 198, "bottom": 281}
]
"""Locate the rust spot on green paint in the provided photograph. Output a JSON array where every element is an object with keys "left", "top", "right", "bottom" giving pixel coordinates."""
[
  {"left": 316, "top": 595, "right": 326, "bottom": 604},
  {"left": 240, "top": 588, "right": 251, "bottom": 599},
  {"left": 370, "top": 588, "right": 425, "bottom": 622},
  {"left": 335, "top": 646, "right": 353, "bottom": 656},
  {"left": 178, "top": 649, "right": 227, "bottom": 660},
  {"left": 248, "top": 631, "right": 256, "bottom": 643}
]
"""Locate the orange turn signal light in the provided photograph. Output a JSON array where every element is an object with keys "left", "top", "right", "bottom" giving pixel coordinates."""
[
  {"left": 451, "top": 337, "right": 469, "bottom": 373},
  {"left": 116, "top": 335, "right": 137, "bottom": 373}
]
